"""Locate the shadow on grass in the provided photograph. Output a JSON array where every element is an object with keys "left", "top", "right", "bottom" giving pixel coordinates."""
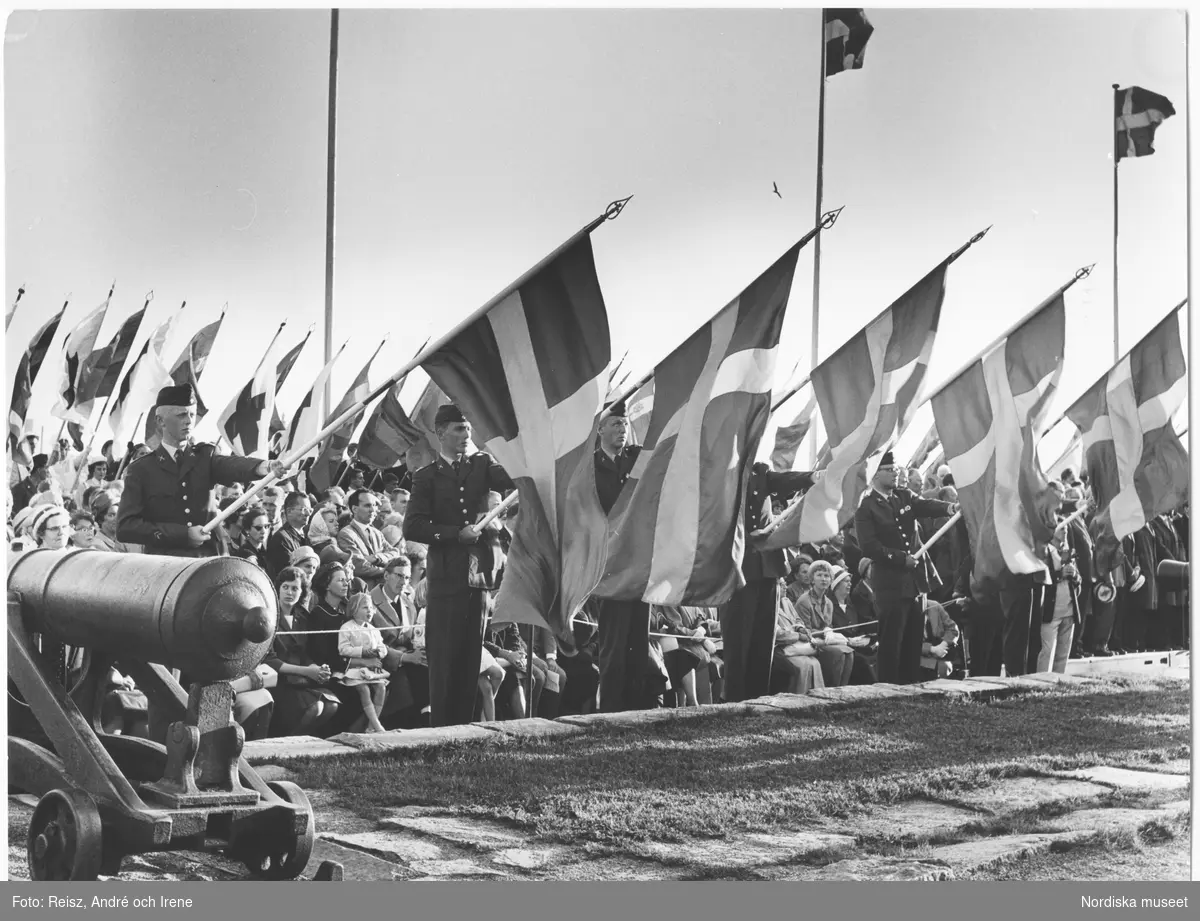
[{"left": 286, "top": 676, "right": 1189, "bottom": 846}]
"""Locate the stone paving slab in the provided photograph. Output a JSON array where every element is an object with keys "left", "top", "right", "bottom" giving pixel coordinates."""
[
  {"left": 556, "top": 708, "right": 679, "bottom": 729},
  {"left": 331, "top": 724, "right": 498, "bottom": 751},
  {"left": 305, "top": 837, "right": 410, "bottom": 880},
  {"left": 673, "top": 702, "right": 756, "bottom": 720},
  {"left": 324, "top": 831, "right": 449, "bottom": 864},
  {"left": 934, "top": 775, "right": 1109, "bottom": 815},
  {"left": 801, "top": 856, "right": 957, "bottom": 881},
  {"left": 852, "top": 799, "right": 985, "bottom": 838},
  {"left": 492, "top": 846, "right": 576, "bottom": 870},
  {"left": 1045, "top": 801, "right": 1191, "bottom": 837},
  {"left": 807, "top": 684, "right": 933, "bottom": 703},
  {"left": 926, "top": 833, "right": 1064, "bottom": 871},
  {"left": 382, "top": 814, "right": 529, "bottom": 850},
  {"left": 742, "top": 693, "right": 835, "bottom": 712},
  {"left": 243, "top": 735, "right": 358, "bottom": 763},
  {"left": 1019, "top": 672, "right": 1097, "bottom": 686},
  {"left": 632, "top": 831, "right": 855, "bottom": 868},
  {"left": 919, "top": 678, "right": 1013, "bottom": 699},
  {"left": 476, "top": 717, "right": 586, "bottom": 740},
  {"left": 405, "top": 857, "right": 513, "bottom": 879},
  {"left": 1058, "top": 766, "right": 1191, "bottom": 793}
]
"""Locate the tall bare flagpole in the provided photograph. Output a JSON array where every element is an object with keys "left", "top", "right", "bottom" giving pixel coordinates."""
[
  {"left": 1112, "top": 83, "right": 1120, "bottom": 364},
  {"left": 810, "top": 12, "right": 828, "bottom": 467},
  {"left": 324, "top": 10, "right": 340, "bottom": 420}
]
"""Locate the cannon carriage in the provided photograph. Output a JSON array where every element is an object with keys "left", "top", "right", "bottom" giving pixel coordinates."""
[{"left": 8, "top": 548, "right": 318, "bottom": 880}]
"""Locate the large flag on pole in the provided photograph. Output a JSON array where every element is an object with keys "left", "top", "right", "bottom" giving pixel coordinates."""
[
  {"left": 825, "top": 9, "right": 874, "bottom": 76},
  {"left": 73, "top": 298, "right": 150, "bottom": 424},
  {"left": 932, "top": 292, "right": 1068, "bottom": 591},
  {"left": 51, "top": 287, "right": 111, "bottom": 424},
  {"left": 8, "top": 304, "right": 66, "bottom": 446},
  {"left": 284, "top": 342, "right": 345, "bottom": 461},
  {"left": 217, "top": 322, "right": 286, "bottom": 456},
  {"left": 1064, "top": 308, "right": 1188, "bottom": 568},
  {"left": 770, "top": 388, "right": 819, "bottom": 472},
  {"left": 763, "top": 258, "right": 950, "bottom": 550},
  {"left": 422, "top": 227, "right": 612, "bottom": 638},
  {"left": 308, "top": 339, "right": 387, "bottom": 493},
  {"left": 169, "top": 307, "right": 225, "bottom": 420},
  {"left": 595, "top": 241, "right": 801, "bottom": 604},
  {"left": 1115, "top": 86, "right": 1176, "bottom": 160},
  {"left": 269, "top": 327, "right": 314, "bottom": 441},
  {"left": 109, "top": 314, "right": 176, "bottom": 448}
]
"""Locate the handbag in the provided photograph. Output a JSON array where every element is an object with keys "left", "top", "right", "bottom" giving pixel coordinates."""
[{"left": 347, "top": 656, "right": 384, "bottom": 670}]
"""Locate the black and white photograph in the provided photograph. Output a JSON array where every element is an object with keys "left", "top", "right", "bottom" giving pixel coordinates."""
[{"left": 3, "top": 6, "right": 1192, "bottom": 891}]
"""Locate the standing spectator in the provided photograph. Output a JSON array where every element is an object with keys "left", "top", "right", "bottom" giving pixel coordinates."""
[
  {"left": 1037, "top": 525, "right": 1081, "bottom": 674},
  {"left": 266, "top": 491, "right": 312, "bottom": 578}
]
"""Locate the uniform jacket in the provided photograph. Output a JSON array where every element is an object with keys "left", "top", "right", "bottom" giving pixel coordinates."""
[
  {"left": 743, "top": 463, "right": 816, "bottom": 582},
  {"left": 116, "top": 443, "right": 262, "bottom": 556},
  {"left": 403, "top": 452, "right": 514, "bottom": 592},
  {"left": 854, "top": 486, "right": 954, "bottom": 586},
  {"left": 594, "top": 445, "right": 642, "bottom": 515}
]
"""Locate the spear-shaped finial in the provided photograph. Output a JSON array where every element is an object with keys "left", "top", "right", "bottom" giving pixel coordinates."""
[{"left": 605, "top": 196, "right": 633, "bottom": 221}]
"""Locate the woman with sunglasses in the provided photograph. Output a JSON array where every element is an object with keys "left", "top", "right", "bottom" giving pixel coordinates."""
[{"left": 233, "top": 506, "right": 272, "bottom": 570}]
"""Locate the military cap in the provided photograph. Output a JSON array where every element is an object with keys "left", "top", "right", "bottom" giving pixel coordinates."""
[
  {"left": 433, "top": 403, "right": 466, "bottom": 425},
  {"left": 155, "top": 384, "right": 197, "bottom": 408}
]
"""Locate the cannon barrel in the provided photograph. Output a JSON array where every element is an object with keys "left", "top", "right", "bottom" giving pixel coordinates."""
[{"left": 8, "top": 549, "right": 276, "bottom": 682}]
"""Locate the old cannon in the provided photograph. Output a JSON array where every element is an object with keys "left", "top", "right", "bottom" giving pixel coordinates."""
[{"left": 8, "top": 548, "right": 316, "bottom": 880}]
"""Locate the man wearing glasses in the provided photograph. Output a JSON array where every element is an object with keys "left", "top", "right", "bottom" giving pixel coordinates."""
[{"left": 117, "top": 385, "right": 289, "bottom": 558}]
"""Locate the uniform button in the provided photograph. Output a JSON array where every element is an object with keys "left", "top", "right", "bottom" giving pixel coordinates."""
[{"left": 460, "top": 487, "right": 465, "bottom": 492}]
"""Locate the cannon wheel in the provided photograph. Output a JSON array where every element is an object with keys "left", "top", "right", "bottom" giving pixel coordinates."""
[
  {"left": 243, "top": 781, "right": 315, "bottom": 880},
  {"left": 27, "top": 788, "right": 104, "bottom": 881}
]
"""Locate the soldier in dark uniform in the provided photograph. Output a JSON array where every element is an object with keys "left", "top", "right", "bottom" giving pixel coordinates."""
[
  {"left": 853, "top": 451, "right": 957, "bottom": 684},
  {"left": 591, "top": 400, "right": 649, "bottom": 713},
  {"left": 731, "top": 462, "right": 818, "bottom": 701},
  {"left": 403, "top": 404, "right": 514, "bottom": 727},
  {"left": 117, "top": 385, "right": 287, "bottom": 557}
]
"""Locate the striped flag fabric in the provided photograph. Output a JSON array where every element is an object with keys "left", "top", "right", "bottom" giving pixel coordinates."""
[
  {"left": 356, "top": 380, "right": 424, "bottom": 471},
  {"left": 1064, "top": 310, "right": 1188, "bottom": 565},
  {"left": 907, "top": 421, "right": 941, "bottom": 470},
  {"left": 596, "top": 241, "right": 802, "bottom": 605},
  {"left": 109, "top": 314, "right": 176, "bottom": 448},
  {"left": 422, "top": 230, "right": 611, "bottom": 640},
  {"left": 51, "top": 288, "right": 111, "bottom": 424},
  {"left": 401, "top": 377, "right": 483, "bottom": 470},
  {"left": 6, "top": 285, "right": 24, "bottom": 331},
  {"left": 770, "top": 388, "right": 819, "bottom": 472},
  {"left": 308, "top": 340, "right": 387, "bottom": 493},
  {"left": 169, "top": 308, "right": 225, "bottom": 419},
  {"left": 932, "top": 295, "right": 1067, "bottom": 590},
  {"left": 825, "top": 9, "right": 874, "bottom": 77},
  {"left": 284, "top": 342, "right": 345, "bottom": 461},
  {"left": 1115, "top": 86, "right": 1176, "bottom": 161},
  {"left": 1043, "top": 427, "right": 1083, "bottom": 482},
  {"left": 73, "top": 299, "right": 149, "bottom": 422},
  {"left": 8, "top": 304, "right": 66, "bottom": 446},
  {"left": 624, "top": 376, "right": 655, "bottom": 447},
  {"left": 763, "top": 259, "right": 949, "bottom": 551},
  {"left": 218, "top": 322, "right": 285, "bottom": 456},
  {"left": 268, "top": 328, "right": 314, "bottom": 441}
]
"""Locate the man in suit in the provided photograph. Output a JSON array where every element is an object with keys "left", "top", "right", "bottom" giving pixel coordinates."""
[
  {"left": 854, "top": 451, "right": 957, "bottom": 684},
  {"left": 265, "top": 491, "right": 312, "bottom": 579},
  {"left": 371, "top": 555, "right": 429, "bottom": 727},
  {"left": 117, "top": 385, "right": 288, "bottom": 557},
  {"left": 733, "top": 462, "right": 818, "bottom": 701},
  {"left": 337, "top": 488, "right": 400, "bottom": 590},
  {"left": 403, "top": 404, "right": 514, "bottom": 727},
  {"left": 590, "top": 400, "right": 649, "bottom": 713}
]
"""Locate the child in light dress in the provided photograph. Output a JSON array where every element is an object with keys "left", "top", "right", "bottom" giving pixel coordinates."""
[{"left": 337, "top": 593, "right": 390, "bottom": 733}]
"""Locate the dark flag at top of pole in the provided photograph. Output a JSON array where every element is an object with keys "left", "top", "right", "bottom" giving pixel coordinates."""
[
  {"left": 1115, "top": 86, "right": 1176, "bottom": 160},
  {"left": 824, "top": 9, "right": 874, "bottom": 77}
]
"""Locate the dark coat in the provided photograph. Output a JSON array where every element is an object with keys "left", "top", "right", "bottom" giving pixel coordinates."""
[
  {"left": 265, "top": 523, "right": 308, "bottom": 580},
  {"left": 854, "top": 486, "right": 954, "bottom": 595},
  {"left": 743, "top": 463, "right": 815, "bottom": 582},
  {"left": 116, "top": 443, "right": 262, "bottom": 556},
  {"left": 403, "top": 453, "right": 514, "bottom": 593}
]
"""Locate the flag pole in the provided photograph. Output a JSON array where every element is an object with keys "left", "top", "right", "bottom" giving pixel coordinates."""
[
  {"left": 324, "top": 9, "right": 340, "bottom": 420},
  {"left": 604, "top": 205, "right": 843, "bottom": 417},
  {"left": 1112, "top": 83, "right": 1121, "bottom": 365},
  {"left": 6, "top": 283, "right": 25, "bottom": 331},
  {"left": 810, "top": 12, "right": 828, "bottom": 468},
  {"left": 203, "top": 197, "right": 632, "bottom": 533},
  {"left": 916, "top": 263, "right": 1095, "bottom": 411}
]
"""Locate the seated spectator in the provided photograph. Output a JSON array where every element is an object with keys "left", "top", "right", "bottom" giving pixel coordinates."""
[
  {"left": 233, "top": 506, "right": 272, "bottom": 570},
  {"left": 266, "top": 491, "right": 312, "bottom": 578},
  {"left": 370, "top": 555, "right": 430, "bottom": 729},
  {"left": 263, "top": 566, "right": 340, "bottom": 736},
  {"left": 68, "top": 510, "right": 99, "bottom": 548},
  {"left": 830, "top": 565, "right": 878, "bottom": 684},
  {"left": 307, "top": 501, "right": 341, "bottom": 554},
  {"left": 920, "top": 596, "right": 964, "bottom": 679},
  {"left": 651, "top": 605, "right": 719, "bottom": 708},
  {"left": 558, "top": 606, "right": 601, "bottom": 715},
  {"left": 785, "top": 554, "right": 814, "bottom": 604},
  {"left": 771, "top": 584, "right": 826, "bottom": 695},
  {"left": 30, "top": 505, "right": 72, "bottom": 550},
  {"left": 485, "top": 619, "right": 543, "bottom": 719},
  {"left": 306, "top": 561, "right": 363, "bottom": 733},
  {"left": 336, "top": 593, "right": 390, "bottom": 733},
  {"left": 793, "top": 560, "right": 854, "bottom": 687}
]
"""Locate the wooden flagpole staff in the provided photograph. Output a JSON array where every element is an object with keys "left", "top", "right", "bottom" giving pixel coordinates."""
[{"left": 203, "top": 197, "right": 633, "bottom": 535}]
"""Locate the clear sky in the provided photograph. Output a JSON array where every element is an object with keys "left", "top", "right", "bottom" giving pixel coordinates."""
[{"left": 4, "top": 7, "right": 1188, "bottom": 461}]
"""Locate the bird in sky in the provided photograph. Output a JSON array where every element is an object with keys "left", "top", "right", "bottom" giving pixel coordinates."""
[{"left": 772, "top": 182, "right": 782, "bottom": 199}]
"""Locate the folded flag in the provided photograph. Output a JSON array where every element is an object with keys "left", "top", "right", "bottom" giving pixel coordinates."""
[
  {"left": 932, "top": 294, "right": 1066, "bottom": 591},
  {"left": 825, "top": 9, "right": 874, "bottom": 77},
  {"left": 764, "top": 259, "right": 948, "bottom": 550},
  {"left": 1115, "top": 86, "right": 1176, "bottom": 160},
  {"left": 8, "top": 304, "right": 66, "bottom": 446},
  {"left": 597, "top": 240, "right": 802, "bottom": 604},
  {"left": 1065, "top": 309, "right": 1188, "bottom": 573},
  {"left": 422, "top": 228, "right": 612, "bottom": 643}
]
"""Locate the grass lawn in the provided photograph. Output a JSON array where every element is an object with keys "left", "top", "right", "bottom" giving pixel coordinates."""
[{"left": 288, "top": 674, "right": 1190, "bottom": 849}]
